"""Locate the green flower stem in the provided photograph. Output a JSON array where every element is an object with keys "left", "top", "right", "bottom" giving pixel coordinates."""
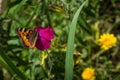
[
  {"left": 87, "top": 50, "right": 105, "bottom": 63},
  {"left": 45, "top": 50, "right": 53, "bottom": 80}
]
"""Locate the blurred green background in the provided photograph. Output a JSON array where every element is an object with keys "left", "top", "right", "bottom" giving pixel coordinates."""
[{"left": 0, "top": 0, "right": 120, "bottom": 80}]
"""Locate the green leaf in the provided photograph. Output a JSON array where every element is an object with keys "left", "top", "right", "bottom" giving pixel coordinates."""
[
  {"left": 8, "top": 0, "right": 28, "bottom": 19},
  {"left": 65, "top": 0, "right": 88, "bottom": 80},
  {"left": 78, "top": 16, "right": 92, "bottom": 35},
  {"left": 0, "top": 48, "right": 26, "bottom": 79},
  {"left": 113, "top": 75, "right": 120, "bottom": 80}
]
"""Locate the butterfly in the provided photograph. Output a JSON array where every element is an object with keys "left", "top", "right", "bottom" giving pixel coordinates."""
[{"left": 16, "top": 28, "right": 38, "bottom": 48}]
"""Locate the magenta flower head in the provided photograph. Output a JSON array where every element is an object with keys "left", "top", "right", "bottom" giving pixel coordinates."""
[{"left": 34, "top": 26, "right": 54, "bottom": 50}]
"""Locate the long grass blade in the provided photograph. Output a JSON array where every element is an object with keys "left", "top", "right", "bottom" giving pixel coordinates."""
[
  {"left": 65, "top": 0, "right": 88, "bottom": 80},
  {"left": 0, "top": 48, "right": 26, "bottom": 79}
]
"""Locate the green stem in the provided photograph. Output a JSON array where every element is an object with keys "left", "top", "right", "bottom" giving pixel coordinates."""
[
  {"left": 87, "top": 50, "right": 105, "bottom": 63},
  {"left": 45, "top": 50, "right": 53, "bottom": 80}
]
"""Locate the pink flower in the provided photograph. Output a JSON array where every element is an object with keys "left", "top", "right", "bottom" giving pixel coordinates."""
[{"left": 34, "top": 26, "right": 54, "bottom": 50}]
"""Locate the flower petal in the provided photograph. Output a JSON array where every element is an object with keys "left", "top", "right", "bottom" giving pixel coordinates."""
[
  {"left": 34, "top": 26, "right": 54, "bottom": 40},
  {"left": 34, "top": 26, "right": 54, "bottom": 50},
  {"left": 35, "top": 38, "right": 51, "bottom": 50}
]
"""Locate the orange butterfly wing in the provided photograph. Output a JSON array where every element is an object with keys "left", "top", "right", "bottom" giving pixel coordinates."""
[{"left": 16, "top": 28, "right": 38, "bottom": 48}]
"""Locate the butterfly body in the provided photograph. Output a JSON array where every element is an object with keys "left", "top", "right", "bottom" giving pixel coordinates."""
[{"left": 16, "top": 28, "right": 38, "bottom": 48}]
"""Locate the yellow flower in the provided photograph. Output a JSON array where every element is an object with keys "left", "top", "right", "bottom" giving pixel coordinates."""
[
  {"left": 82, "top": 67, "right": 95, "bottom": 80},
  {"left": 97, "top": 34, "right": 117, "bottom": 50}
]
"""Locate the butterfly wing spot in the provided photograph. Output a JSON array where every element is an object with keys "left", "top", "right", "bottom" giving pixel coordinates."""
[
  {"left": 16, "top": 28, "right": 38, "bottom": 48},
  {"left": 19, "top": 31, "right": 31, "bottom": 47}
]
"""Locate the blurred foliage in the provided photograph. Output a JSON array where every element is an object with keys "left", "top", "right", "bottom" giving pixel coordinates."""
[{"left": 0, "top": 0, "right": 120, "bottom": 80}]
